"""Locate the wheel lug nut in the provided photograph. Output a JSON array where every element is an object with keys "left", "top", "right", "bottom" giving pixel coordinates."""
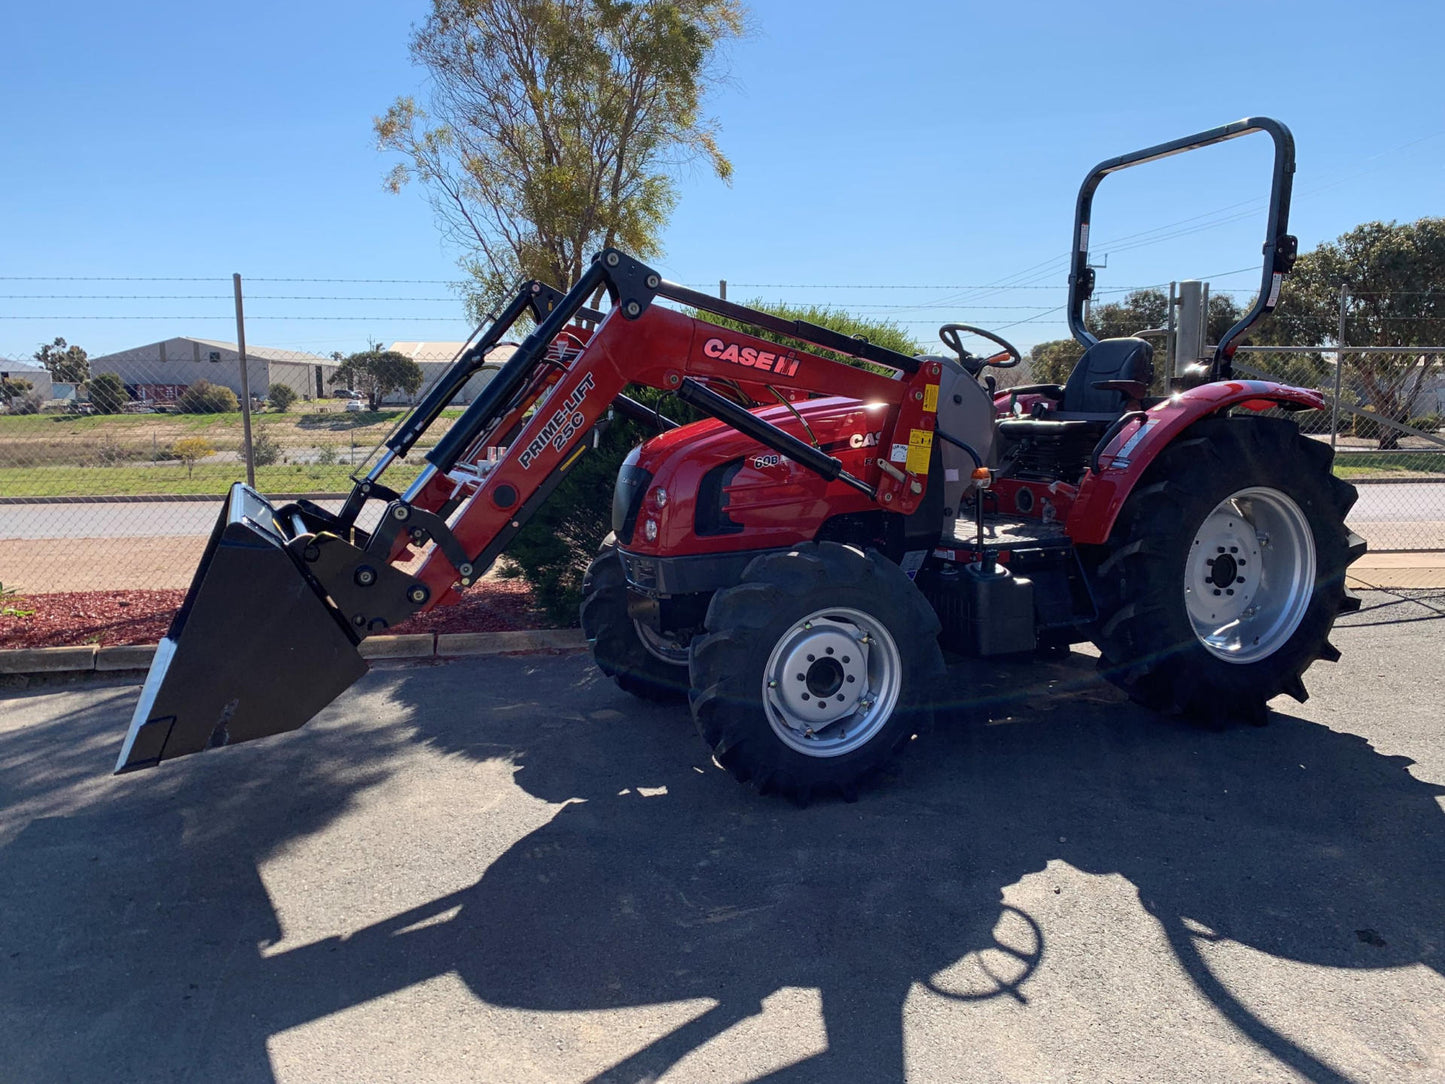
[
  {"left": 796, "top": 673, "right": 805, "bottom": 681},
  {"left": 836, "top": 694, "right": 845, "bottom": 702},
  {"left": 1236, "top": 577, "right": 1245, "bottom": 585},
  {"left": 807, "top": 654, "right": 815, "bottom": 662},
  {"left": 1217, "top": 546, "right": 1225, "bottom": 553},
  {"left": 1230, "top": 546, "right": 1238, "bottom": 553},
  {"left": 801, "top": 693, "right": 810, "bottom": 701},
  {"left": 1206, "top": 558, "right": 1215, "bottom": 566},
  {"left": 1226, "top": 589, "right": 1234, "bottom": 596},
  {"left": 1213, "top": 589, "right": 1222, "bottom": 596}
]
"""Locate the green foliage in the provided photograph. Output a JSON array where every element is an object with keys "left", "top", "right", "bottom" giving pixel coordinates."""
[
  {"left": 329, "top": 349, "right": 424, "bottom": 411},
  {"left": 176, "top": 379, "right": 240, "bottom": 414},
  {"left": 171, "top": 437, "right": 216, "bottom": 478},
  {"left": 2, "top": 376, "right": 36, "bottom": 413},
  {"left": 1028, "top": 339, "right": 1083, "bottom": 386},
  {"left": 1254, "top": 218, "right": 1445, "bottom": 449},
  {"left": 34, "top": 337, "right": 90, "bottom": 384},
  {"left": 314, "top": 443, "right": 340, "bottom": 466},
  {"left": 1, "top": 582, "right": 35, "bottom": 619},
  {"left": 504, "top": 302, "right": 912, "bottom": 625},
  {"left": 87, "top": 372, "right": 128, "bottom": 414},
  {"left": 251, "top": 428, "right": 283, "bottom": 466},
  {"left": 376, "top": 0, "right": 746, "bottom": 316},
  {"left": 1028, "top": 289, "right": 1246, "bottom": 388},
  {"left": 268, "top": 382, "right": 298, "bottom": 412}
]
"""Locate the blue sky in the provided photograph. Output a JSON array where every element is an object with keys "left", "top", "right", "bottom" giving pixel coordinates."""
[{"left": 3, "top": 0, "right": 1442, "bottom": 361}]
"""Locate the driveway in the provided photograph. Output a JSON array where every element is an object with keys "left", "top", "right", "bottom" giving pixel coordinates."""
[{"left": 2, "top": 594, "right": 1443, "bottom": 1082}]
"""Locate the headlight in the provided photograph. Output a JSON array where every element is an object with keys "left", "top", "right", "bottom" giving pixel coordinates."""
[{"left": 649, "top": 486, "right": 668, "bottom": 509}]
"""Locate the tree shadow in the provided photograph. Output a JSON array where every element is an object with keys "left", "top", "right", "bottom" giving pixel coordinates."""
[{"left": 2, "top": 647, "right": 1441, "bottom": 1082}]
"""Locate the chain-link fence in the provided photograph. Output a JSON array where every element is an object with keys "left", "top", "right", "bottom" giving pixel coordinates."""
[
  {"left": 3, "top": 279, "right": 1443, "bottom": 602},
  {"left": 1234, "top": 347, "right": 1445, "bottom": 589},
  {"left": 2, "top": 319, "right": 487, "bottom": 594}
]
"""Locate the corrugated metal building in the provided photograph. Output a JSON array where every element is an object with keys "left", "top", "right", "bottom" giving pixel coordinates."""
[
  {"left": 87, "top": 338, "right": 336, "bottom": 405},
  {"left": 388, "top": 341, "right": 513, "bottom": 405},
  {"left": 0, "top": 364, "right": 55, "bottom": 402}
]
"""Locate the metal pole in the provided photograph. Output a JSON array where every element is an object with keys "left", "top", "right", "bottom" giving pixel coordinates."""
[
  {"left": 233, "top": 273, "right": 256, "bottom": 488},
  {"left": 1331, "top": 283, "right": 1346, "bottom": 453},
  {"left": 719, "top": 279, "right": 727, "bottom": 302}
]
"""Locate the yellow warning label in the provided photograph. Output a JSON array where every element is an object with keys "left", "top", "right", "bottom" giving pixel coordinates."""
[
  {"left": 922, "top": 383, "right": 939, "bottom": 413},
  {"left": 906, "top": 428, "right": 933, "bottom": 474}
]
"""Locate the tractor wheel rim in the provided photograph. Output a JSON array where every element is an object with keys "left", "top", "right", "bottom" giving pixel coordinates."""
[
  {"left": 761, "top": 607, "right": 903, "bottom": 758},
  {"left": 633, "top": 619, "right": 689, "bottom": 665},
  {"left": 1184, "top": 486, "right": 1315, "bottom": 664}
]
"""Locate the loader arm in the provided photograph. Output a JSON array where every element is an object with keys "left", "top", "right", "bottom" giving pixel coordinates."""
[{"left": 116, "top": 249, "right": 949, "bottom": 772}]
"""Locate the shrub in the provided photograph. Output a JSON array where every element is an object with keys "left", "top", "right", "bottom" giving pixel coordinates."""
[
  {"left": 268, "top": 383, "right": 298, "bottom": 412},
  {"left": 251, "top": 428, "right": 282, "bottom": 466},
  {"left": 172, "top": 436, "right": 216, "bottom": 477},
  {"left": 1406, "top": 412, "right": 1442, "bottom": 434},
  {"left": 314, "top": 443, "right": 339, "bottom": 466},
  {"left": 176, "top": 379, "right": 239, "bottom": 414},
  {"left": 87, "top": 372, "right": 128, "bottom": 414}
]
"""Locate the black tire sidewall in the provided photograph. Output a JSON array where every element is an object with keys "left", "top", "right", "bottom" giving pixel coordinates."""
[
  {"left": 690, "top": 544, "right": 942, "bottom": 793},
  {"left": 1106, "top": 418, "right": 1349, "bottom": 705}
]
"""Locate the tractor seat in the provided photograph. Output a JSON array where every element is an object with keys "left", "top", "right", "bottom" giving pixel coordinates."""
[{"left": 997, "top": 337, "right": 1154, "bottom": 440}]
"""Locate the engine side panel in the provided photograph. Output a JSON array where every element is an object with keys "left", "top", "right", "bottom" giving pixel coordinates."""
[{"left": 625, "top": 397, "right": 893, "bottom": 559}]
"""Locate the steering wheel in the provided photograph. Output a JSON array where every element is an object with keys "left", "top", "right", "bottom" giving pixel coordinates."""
[{"left": 938, "top": 324, "right": 1022, "bottom": 376}]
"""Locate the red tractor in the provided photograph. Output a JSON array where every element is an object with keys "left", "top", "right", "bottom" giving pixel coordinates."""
[{"left": 116, "top": 117, "right": 1364, "bottom": 800}]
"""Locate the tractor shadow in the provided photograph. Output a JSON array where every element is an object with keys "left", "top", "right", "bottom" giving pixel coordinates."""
[
  {"left": 270, "top": 650, "right": 1444, "bottom": 1082},
  {"left": 2, "top": 645, "right": 1442, "bottom": 1083}
]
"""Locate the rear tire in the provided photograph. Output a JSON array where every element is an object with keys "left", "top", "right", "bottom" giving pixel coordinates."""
[
  {"left": 1090, "top": 416, "right": 1364, "bottom": 725},
  {"left": 689, "top": 543, "right": 945, "bottom": 800},
  {"left": 580, "top": 539, "right": 690, "bottom": 702}
]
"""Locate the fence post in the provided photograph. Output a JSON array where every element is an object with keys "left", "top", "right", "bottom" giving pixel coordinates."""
[
  {"left": 233, "top": 273, "right": 256, "bottom": 488},
  {"left": 1331, "top": 283, "right": 1346, "bottom": 453}
]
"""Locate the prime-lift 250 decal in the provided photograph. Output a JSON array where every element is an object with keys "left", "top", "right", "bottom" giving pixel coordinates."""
[
  {"left": 702, "top": 337, "right": 802, "bottom": 377},
  {"left": 519, "top": 372, "right": 596, "bottom": 469}
]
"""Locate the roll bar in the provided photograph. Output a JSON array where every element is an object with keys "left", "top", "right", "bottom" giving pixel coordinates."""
[{"left": 1066, "top": 117, "right": 1297, "bottom": 378}]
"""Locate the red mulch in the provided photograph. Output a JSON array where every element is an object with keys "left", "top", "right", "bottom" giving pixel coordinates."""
[{"left": 0, "top": 578, "right": 553, "bottom": 650}]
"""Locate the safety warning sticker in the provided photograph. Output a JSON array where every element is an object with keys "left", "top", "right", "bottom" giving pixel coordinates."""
[{"left": 906, "top": 429, "right": 934, "bottom": 474}]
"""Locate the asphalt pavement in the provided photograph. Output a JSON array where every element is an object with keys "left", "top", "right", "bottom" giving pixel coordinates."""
[{"left": 2, "top": 592, "right": 1443, "bottom": 1083}]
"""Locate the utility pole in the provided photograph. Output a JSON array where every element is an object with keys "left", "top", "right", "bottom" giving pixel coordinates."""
[
  {"left": 233, "top": 273, "right": 256, "bottom": 488},
  {"left": 1331, "top": 283, "right": 1347, "bottom": 453},
  {"left": 719, "top": 279, "right": 727, "bottom": 302}
]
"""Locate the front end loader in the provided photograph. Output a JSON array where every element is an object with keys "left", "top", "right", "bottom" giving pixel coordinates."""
[{"left": 116, "top": 117, "right": 1364, "bottom": 802}]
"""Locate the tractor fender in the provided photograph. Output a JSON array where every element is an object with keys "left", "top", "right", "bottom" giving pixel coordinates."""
[{"left": 1065, "top": 379, "right": 1327, "bottom": 545}]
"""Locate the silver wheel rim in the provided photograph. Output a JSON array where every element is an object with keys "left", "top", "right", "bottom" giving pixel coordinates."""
[
  {"left": 634, "top": 620, "right": 689, "bottom": 666},
  {"left": 1184, "top": 486, "right": 1315, "bottom": 664},
  {"left": 761, "top": 606, "right": 903, "bottom": 758}
]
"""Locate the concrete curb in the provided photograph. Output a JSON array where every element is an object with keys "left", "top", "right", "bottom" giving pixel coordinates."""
[{"left": 0, "top": 628, "right": 586, "bottom": 680}]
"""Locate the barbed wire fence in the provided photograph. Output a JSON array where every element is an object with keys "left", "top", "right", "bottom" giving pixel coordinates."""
[{"left": 1, "top": 276, "right": 1441, "bottom": 598}]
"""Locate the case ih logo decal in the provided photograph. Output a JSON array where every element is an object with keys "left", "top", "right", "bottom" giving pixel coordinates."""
[
  {"left": 702, "top": 337, "right": 802, "bottom": 378},
  {"left": 519, "top": 373, "right": 596, "bottom": 469}
]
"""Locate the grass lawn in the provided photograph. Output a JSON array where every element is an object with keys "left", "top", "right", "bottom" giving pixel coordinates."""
[
  {"left": 0, "top": 459, "right": 429, "bottom": 498},
  {"left": 1333, "top": 451, "right": 1445, "bottom": 480}
]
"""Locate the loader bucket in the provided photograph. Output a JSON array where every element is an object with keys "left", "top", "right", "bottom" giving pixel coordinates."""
[{"left": 115, "top": 484, "right": 368, "bottom": 773}]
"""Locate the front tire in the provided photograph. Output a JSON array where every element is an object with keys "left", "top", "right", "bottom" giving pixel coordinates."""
[
  {"left": 1090, "top": 416, "right": 1365, "bottom": 725},
  {"left": 580, "top": 540, "right": 690, "bottom": 702},
  {"left": 689, "top": 543, "right": 945, "bottom": 800}
]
